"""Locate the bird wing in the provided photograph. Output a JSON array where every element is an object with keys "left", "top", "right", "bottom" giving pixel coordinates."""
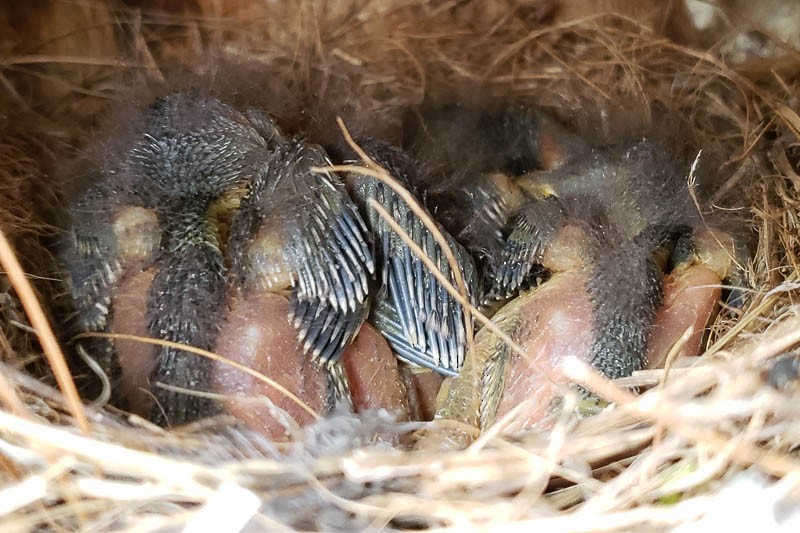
[
  {"left": 64, "top": 184, "right": 123, "bottom": 332},
  {"left": 349, "top": 141, "right": 479, "bottom": 376},
  {"left": 486, "top": 193, "right": 565, "bottom": 301},
  {"left": 230, "top": 138, "right": 374, "bottom": 365}
]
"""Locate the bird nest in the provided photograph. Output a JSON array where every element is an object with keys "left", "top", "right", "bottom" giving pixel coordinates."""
[{"left": 2, "top": 0, "right": 800, "bottom": 530}]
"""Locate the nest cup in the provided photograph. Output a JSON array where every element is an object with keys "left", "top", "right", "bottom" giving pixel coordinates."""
[{"left": 1, "top": 1, "right": 800, "bottom": 530}]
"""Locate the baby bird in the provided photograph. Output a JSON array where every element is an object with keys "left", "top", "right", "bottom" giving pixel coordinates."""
[
  {"left": 65, "top": 93, "right": 378, "bottom": 424},
  {"left": 225, "top": 127, "right": 375, "bottom": 409},
  {"left": 491, "top": 138, "right": 698, "bottom": 379},
  {"left": 64, "top": 94, "right": 270, "bottom": 425},
  {"left": 417, "top": 106, "right": 744, "bottom": 435}
]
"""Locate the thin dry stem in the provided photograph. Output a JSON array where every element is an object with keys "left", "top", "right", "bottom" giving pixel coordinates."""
[
  {"left": 332, "top": 117, "right": 475, "bottom": 353},
  {"left": 0, "top": 229, "right": 88, "bottom": 434},
  {"left": 79, "top": 332, "right": 320, "bottom": 420}
]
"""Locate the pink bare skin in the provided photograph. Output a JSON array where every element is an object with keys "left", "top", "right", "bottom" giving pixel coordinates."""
[
  {"left": 646, "top": 265, "right": 722, "bottom": 368},
  {"left": 213, "top": 292, "right": 414, "bottom": 441},
  {"left": 434, "top": 270, "right": 594, "bottom": 436},
  {"left": 409, "top": 371, "right": 445, "bottom": 421},
  {"left": 111, "top": 246, "right": 721, "bottom": 441},
  {"left": 111, "top": 268, "right": 158, "bottom": 417},
  {"left": 212, "top": 292, "right": 328, "bottom": 440},
  {"left": 112, "top": 274, "right": 434, "bottom": 439},
  {"left": 646, "top": 228, "right": 737, "bottom": 368},
  {"left": 492, "top": 270, "right": 595, "bottom": 430},
  {"left": 341, "top": 322, "right": 411, "bottom": 420},
  {"left": 433, "top": 262, "right": 723, "bottom": 439}
]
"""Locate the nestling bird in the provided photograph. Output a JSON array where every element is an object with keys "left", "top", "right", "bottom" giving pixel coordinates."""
[
  {"left": 418, "top": 106, "right": 746, "bottom": 435},
  {"left": 223, "top": 119, "right": 376, "bottom": 411},
  {"left": 63, "top": 93, "right": 269, "bottom": 425},
  {"left": 404, "top": 103, "right": 586, "bottom": 285},
  {"left": 214, "top": 135, "right": 480, "bottom": 437},
  {"left": 63, "top": 92, "right": 379, "bottom": 426}
]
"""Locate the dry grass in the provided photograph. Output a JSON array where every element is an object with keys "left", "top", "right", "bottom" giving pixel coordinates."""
[{"left": 1, "top": 0, "right": 800, "bottom": 530}]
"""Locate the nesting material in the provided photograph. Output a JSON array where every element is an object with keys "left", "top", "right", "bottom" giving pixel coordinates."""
[{"left": 1, "top": 0, "right": 800, "bottom": 530}]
